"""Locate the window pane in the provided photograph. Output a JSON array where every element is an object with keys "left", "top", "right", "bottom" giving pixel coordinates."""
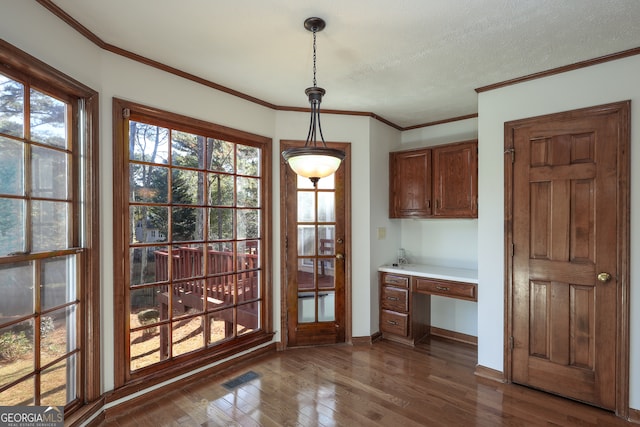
[
  {"left": 237, "top": 209, "right": 259, "bottom": 240},
  {"left": 31, "top": 145, "right": 68, "bottom": 199},
  {"left": 208, "top": 249, "right": 234, "bottom": 276},
  {"left": 171, "top": 207, "right": 203, "bottom": 242},
  {"left": 171, "top": 244, "right": 204, "bottom": 279},
  {"left": 172, "top": 315, "right": 204, "bottom": 357},
  {"left": 131, "top": 206, "right": 168, "bottom": 244},
  {"left": 209, "top": 208, "right": 233, "bottom": 240},
  {"left": 129, "top": 121, "right": 169, "bottom": 164},
  {"left": 208, "top": 139, "right": 234, "bottom": 172},
  {"left": 172, "top": 280, "right": 204, "bottom": 316},
  {"left": 172, "top": 131, "right": 205, "bottom": 168},
  {"left": 130, "top": 284, "right": 170, "bottom": 323},
  {"left": 317, "top": 173, "right": 335, "bottom": 190},
  {"left": 42, "top": 255, "right": 76, "bottom": 310},
  {"left": 29, "top": 89, "right": 67, "bottom": 148},
  {"left": 130, "top": 245, "right": 168, "bottom": 285},
  {"left": 41, "top": 305, "right": 77, "bottom": 366},
  {"left": 172, "top": 169, "right": 203, "bottom": 204},
  {"left": 318, "top": 291, "right": 335, "bottom": 322},
  {"left": 0, "top": 262, "right": 34, "bottom": 317},
  {"left": 0, "top": 75, "right": 24, "bottom": 138},
  {"left": 297, "top": 174, "right": 314, "bottom": 189},
  {"left": 208, "top": 309, "right": 233, "bottom": 345},
  {"left": 238, "top": 270, "right": 259, "bottom": 303},
  {"left": 297, "top": 225, "right": 315, "bottom": 256},
  {"left": 32, "top": 201, "right": 69, "bottom": 252},
  {"left": 297, "top": 192, "right": 314, "bottom": 222},
  {"left": 0, "top": 376, "right": 34, "bottom": 406},
  {"left": 206, "top": 275, "right": 234, "bottom": 310},
  {"left": 238, "top": 302, "right": 259, "bottom": 335},
  {"left": 237, "top": 176, "right": 259, "bottom": 207},
  {"left": 0, "top": 136, "right": 24, "bottom": 195},
  {"left": 0, "top": 321, "right": 34, "bottom": 392},
  {"left": 318, "top": 226, "right": 335, "bottom": 254},
  {"left": 237, "top": 245, "right": 259, "bottom": 272},
  {"left": 208, "top": 173, "right": 234, "bottom": 206},
  {"left": 297, "top": 259, "right": 314, "bottom": 291},
  {"left": 236, "top": 144, "right": 259, "bottom": 176},
  {"left": 298, "top": 292, "right": 315, "bottom": 323},
  {"left": 317, "top": 192, "right": 335, "bottom": 222},
  {"left": 130, "top": 323, "right": 168, "bottom": 371},
  {"left": 0, "top": 198, "right": 25, "bottom": 255},
  {"left": 41, "top": 355, "right": 76, "bottom": 406},
  {"left": 130, "top": 164, "right": 169, "bottom": 203}
]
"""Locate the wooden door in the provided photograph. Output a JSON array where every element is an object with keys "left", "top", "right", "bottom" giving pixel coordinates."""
[
  {"left": 389, "top": 148, "right": 431, "bottom": 218},
  {"left": 507, "top": 102, "right": 629, "bottom": 412},
  {"left": 281, "top": 141, "right": 350, "bottom": 347},
  {"left": 433, "top": 140, "right": 477, "bottom": 217}
]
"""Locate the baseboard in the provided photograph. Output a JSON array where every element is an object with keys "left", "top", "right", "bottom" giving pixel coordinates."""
[
  {"left": 429, "top": 326, "right": 477, "bottom": 345},
  {"left": 474, "top": 364, "right": 507, "bottom": 383},
  {"left": 629, "top": 408, "right": 640, "bottom": 424},
  {"left": 351, "top": 332, "right": 382, "bottom": 346},
  {"left": 65, "top": 398, "right": 105, "bottom": 427}
]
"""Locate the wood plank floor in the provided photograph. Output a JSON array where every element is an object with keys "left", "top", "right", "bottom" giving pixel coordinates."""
[{"left": 101, "top": 337, "right": 634, "bottom": 426}]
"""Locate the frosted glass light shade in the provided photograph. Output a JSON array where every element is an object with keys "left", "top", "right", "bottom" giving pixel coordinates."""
[{"left": 282, "top": 147, "right": 345, "bottom": 180}]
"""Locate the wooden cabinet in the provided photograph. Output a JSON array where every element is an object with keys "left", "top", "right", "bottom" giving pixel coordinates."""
[
  {"left": 379, "top": 270, "right": 477, "bottom": 345},
  {"left": 389, "top": 140, "right": 477, "bottom": 218},
  {"left": 389, "top": 149, "right": 432, "bottom": 218},
  {"left": 379, "top": 272, "right": 429, "bottom": 345},
  {"left": 432, "top": 141, "right": 478, "bottom": 217}
]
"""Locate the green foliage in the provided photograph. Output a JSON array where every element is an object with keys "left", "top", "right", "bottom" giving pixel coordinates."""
[{"left": 0, "top": 331, "right": 31, "bottom": 362}]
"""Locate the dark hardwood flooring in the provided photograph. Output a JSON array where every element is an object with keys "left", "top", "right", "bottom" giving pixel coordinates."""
[{"left": 101, "top": 337, "right": 633, "bottom": 426}]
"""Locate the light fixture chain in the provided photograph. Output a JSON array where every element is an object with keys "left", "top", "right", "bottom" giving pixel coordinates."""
[{"left": 312, "top": 28, "right": 317, "bottom": 87}]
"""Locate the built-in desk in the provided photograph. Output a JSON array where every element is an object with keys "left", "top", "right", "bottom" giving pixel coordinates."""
[{"left": 378, "top": 264, "right": 478, "bottom": 346}]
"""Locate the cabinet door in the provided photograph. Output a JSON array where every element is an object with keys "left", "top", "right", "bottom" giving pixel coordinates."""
[
  {"left": 432, "top": 141, "right": 477, "bottom": 217},
  {"left": 389, "top": 149, "right": 432, "bottom": 218}
]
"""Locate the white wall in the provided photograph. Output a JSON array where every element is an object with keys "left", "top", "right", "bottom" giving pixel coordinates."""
[
  {"left": 478, "top": 54, "right": 640, "bottom": 410},
  {"left": 394, "top": 118, "right": 479, "bottom": 336},
  {"left": 369, "top": 119, "right": 402, "bottom": 332}
]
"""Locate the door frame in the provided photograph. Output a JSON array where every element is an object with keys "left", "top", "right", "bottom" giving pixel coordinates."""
[
  {"left": 504, "top": 101, "right": 630, "bottom": 417},
  {"left": 279, "top": 140, "right": 352, "bottom": 349}
]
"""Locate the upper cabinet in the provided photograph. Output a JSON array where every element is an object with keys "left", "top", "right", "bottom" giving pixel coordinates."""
[
  {"left": 389, "top": 148, "right": 432, "bottom": 218},
  {"left": 390, "top": 140, "right": 477, "bottom": 219}
]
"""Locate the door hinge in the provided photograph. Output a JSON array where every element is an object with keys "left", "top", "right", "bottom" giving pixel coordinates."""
[
  {"left": 509, "top": 336, "right": 514, "bottom": 350},
  {"left": 511, "top": 243, "right": 515, "bottom": 257},
  {"left": 122, "top": 108, "right": 130, "bottom": 119},
  {"left": 504, "top": 147, "right": 515, "bottom": 163}
]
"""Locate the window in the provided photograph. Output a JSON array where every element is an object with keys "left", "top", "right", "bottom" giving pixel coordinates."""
[
  {"left": 113, "top": 99, "right": 272, "bottom": 386},
  {"left": 0, "top": 40, "right": 99, "bottom": 413}
]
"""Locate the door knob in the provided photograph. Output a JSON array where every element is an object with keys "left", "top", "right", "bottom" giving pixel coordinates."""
[
  {"left": 597, "top": 272, "right": 612, "bottom": 283},
  {"left": 335, "top": 253, "right": 344, "bottom": 260}
]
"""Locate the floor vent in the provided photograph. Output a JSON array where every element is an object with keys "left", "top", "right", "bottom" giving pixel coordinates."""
[{"left": 222, "top": 371, "right": 260, "bottom": 390}]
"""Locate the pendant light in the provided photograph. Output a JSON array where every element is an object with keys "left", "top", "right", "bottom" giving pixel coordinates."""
[{"left": 282, "top": 17, "right": 345, "bottom": 187}]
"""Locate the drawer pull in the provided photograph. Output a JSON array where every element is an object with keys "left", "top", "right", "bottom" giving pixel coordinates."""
[
  {"left": 386, "top": 296, "right": 399, "bottom": 301},
  {"left": 435, "top": 286, "right": 450, "bottom": 291},
  {"left": 386, "top": 320, "right": 398, "bottom": 326}
]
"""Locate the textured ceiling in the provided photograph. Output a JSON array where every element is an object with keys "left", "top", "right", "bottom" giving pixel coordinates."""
[{"left": 48, "top": 0, "right": 640, "bottom": 128}]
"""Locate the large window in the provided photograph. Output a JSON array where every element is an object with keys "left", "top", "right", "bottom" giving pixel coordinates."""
[
  {"left": 0, "top": 41, "right": 99, "bottom": 413},
  {"left": 113, "top": 99, "right": 272, "bottom": 385}
]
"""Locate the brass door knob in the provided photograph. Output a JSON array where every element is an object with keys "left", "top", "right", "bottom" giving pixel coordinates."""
[
  {"left": 597, "top": 272, "right": 612, "bottom": 283},
  {"left": 335, "top": 253, "right": 344, "bottom": 260}
]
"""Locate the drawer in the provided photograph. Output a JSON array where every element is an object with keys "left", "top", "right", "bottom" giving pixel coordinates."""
[
  {"left": 414, "top": 278, "right": 477, "bottom": 301},
  {"left": 381, "top": 273, "right": 409, "bottom": 288},
  {"left": 380, "top": 310, "right": 409, "bottom": 336},
  {"left": 381, "top": 286, "right": 409, "bottom": 312}
]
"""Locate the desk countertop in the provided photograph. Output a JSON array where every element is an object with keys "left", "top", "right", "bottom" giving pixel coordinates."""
[{"left": 378, "top": 264, "right": 478, "bottom": 284}]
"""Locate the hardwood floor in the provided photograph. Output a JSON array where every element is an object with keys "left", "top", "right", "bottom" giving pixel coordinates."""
[{"left": 101, "top": 337, "right": 633, "bottom": 426}]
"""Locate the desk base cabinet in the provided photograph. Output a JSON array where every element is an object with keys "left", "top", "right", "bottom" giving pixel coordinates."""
[
  {"left": 379, "top": 271, "right": 477, "bottom": 346},
  {"left": 379, "top": 272, "right": 429, "bottom": 345}
]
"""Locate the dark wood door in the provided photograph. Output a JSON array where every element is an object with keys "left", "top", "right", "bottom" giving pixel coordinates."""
[
  {"left": 281, "top": 141, "right": 349, "bottom": 347},
  {"left": 508, "top": 103, "right": 629, "bottom": 411},
  {"left": 389, "top": 148, "right": 432, "bottom": 218},
  {"left": 433, "top": 140, "right": 477, "bottom": 217}
]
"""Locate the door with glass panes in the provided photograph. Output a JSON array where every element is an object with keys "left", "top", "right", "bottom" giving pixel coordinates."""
[{"left": 281, "top": 140, "right": 348, "bottom": 347}]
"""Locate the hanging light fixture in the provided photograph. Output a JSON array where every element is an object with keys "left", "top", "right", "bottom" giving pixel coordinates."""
[{"left": 282, "top": 17, "right": 345, "bottom": 186}]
